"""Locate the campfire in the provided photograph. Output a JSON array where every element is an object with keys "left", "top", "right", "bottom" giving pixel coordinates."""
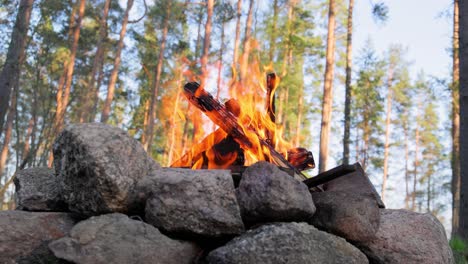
[{"left": 170, "top": 71, "right": 315, "bottom": 180}]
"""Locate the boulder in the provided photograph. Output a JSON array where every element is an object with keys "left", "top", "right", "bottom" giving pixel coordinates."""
[
  {"left": 311, "top": 190, "right": 380, "bottom": 242},
  {"left": 205, "top": 222, "right": 368, "bottom": 264},
  {"left": 49, "top": 213, "right": 200, "bottom": 264},
  {"left": 323, "top": 163, "right": 385, "bottom": 208},
  {"left": 143, "top": 168, "right": 244, "bottom": 239},
  {"left": 0, "top": 211, "right": 76, "bottom": 264},
  {"left": 356, "top": 209, "right": 454, "bottom": 264},
  {"left": 236, "top": 161, "right": 316, "bottom": 225},
  {"left": 14, "top": 167, "right": 67, "bottom": 211},
  {"left": 53, "top": 123, "right": 159, "bottom": 216}
]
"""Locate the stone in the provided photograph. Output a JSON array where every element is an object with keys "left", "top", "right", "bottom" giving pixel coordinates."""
[
  {"left": 14, "top": 167, "right": 67, "bottom": 211},
  {"left": 356, "top": 209, "right": 454, "bottom": 264},
  {"left": 236, "top": 161, "right": 316, "bottom": 225},
  {"left": 311, "top": 190, "right": 380, "bottom": 242},
  {"left": 143, "top": 168, "right": 245, "bottom": 238},
  {"left": 0, "top": 211, "right": 76, "bottom": 264},
  {"left": 53, "top": 123, "right": 159, "bottom": 216},
  {"left": 323, "top": 162, "right": 385, "bottom": 208},
  {"left": 205, "top": 222, "right": 368, "bottom": 264},
  {"left": 49, "top": 213, "right": 200, "bottom": 264}
]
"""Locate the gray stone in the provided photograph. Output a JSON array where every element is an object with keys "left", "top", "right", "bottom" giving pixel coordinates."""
[
  {"left": 323, "top": 162, "right": 385, "bottom": 208},
  {"left": 53, "top": 123, "right": 159, "bottom": 216},
  {"left": 311, "top": 190, "right": 380, "bottom": 242},
  {"left": 14, "top": 167, "right": 67, "bottom": 211},
  {"left": 236, "top": 161, "right": 316, "bottom": 225},
  {"left": 0, "top": 211, "right": 76, "bottom": 264},
  {"left": 357, "top": 209, "right": 454, "bottom": 264},
  {"left": 205, "top": 222, "right": 368, "bottom": 264},
  {"left": 143, "top": 168, "right": 245, "bottom": 238},
  {"left": 49, "top": 213, "right": 200, "bottom": 264}
]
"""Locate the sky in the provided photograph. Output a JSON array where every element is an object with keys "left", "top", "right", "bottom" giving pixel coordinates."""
[{"left": 353, "top": 0, "right": 453, "bottom": 79}]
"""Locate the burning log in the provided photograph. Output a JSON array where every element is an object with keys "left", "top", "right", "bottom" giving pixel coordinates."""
[
  {"left": 183, "top": 82, "right": 307, "bottom": 179},
  {"left": 171, "top": 100, "right": 244, "bottom": 169}
]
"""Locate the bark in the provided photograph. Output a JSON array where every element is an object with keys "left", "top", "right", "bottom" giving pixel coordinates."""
[
  {"left": 458, "top": 0, "right": 468, "bottom": 240},
  {"left": 382, "top": 66, "right": 394, "bottom": 203},
  {"left": 49, "top": 0, "right": 86, "bottom": 167},
  {"left": 281, "top": 0, "right": 296, "bottom": 77},
  {"left": 412, "top": 121, "right": 420, "bottom": 211},
  {"left": 319, "top": 0, "right": 337, "bottom": 173},
  {"left": 216, "top": 21, "right": 226, "bottom": 101},
  {"left": 232, "top": 0, "right": 242, "bottom": 67},
  {"left": 239, "top": 0, "right": 254, "bottom": 82},
  {"left": 82, "top": 0, "right": 110, "bottom": 123},
  {"left": 101, "top": 0, "right": 134, "bottom": 123},
  {"left": 404, "top": 117, "right": 410, "bottom": 209},
  {"left": 52, "top": 0, "right": 86, "bottom": 135},
  {"left": 144, "top": 1, "right": 171, "bottom": 152},
  {"left": 294, "top": 85, "right": 304, "bottom": 147},
  {"left": 200, "top": 0, "right": 214, "bottom": 82},
  {"left": 452, "top": 0, "right": 461, "bottom": 237},
  {"left": 343, "top": 0, "right": 354, "bottom": 165},
  {"left": 268, "top": 0, "right": 279, "bottom": 62},
  {"left": 0, "top": 90, "right": 16, "bottom": 177},
  {"left": 0, "top": 0, "right": 34, "bottom": 138}
]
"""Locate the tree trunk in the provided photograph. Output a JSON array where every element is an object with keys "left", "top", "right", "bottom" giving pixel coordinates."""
[
  {"left": 200, "top": 0, "right": 214, "bottom": 82},
  {"left": 382, "top": 66, "right": 394, "bottom": 203},
  {"left": 232, "top": 0, "right": 242, "bottom": 67},
  {"left": 458, "top": 0, "right": 468, "bottom": 240},
  {"left": 269, "top": 0, "right": 279, "bottom": 62},
  {"left": 239, "top": 0, "right": 254, "bottom": 82},
  {"left": 52, "top": 0, "right": 86, "bottom": 134},
  {"left": 404, "top": 116, "right": 410, "bottom": 209},
  {"left": 216, "top": 21, "right": 226, "bottom": 101},
  {"left": 82, "top": 0, "right": 110, "bottom": 123},
  {"left": 319, "top": 0, "right": 337, "bottom": 173},
  {"left": 0, "top": 90, "right": 16, "bottom": 177},
  {"left": 101, "top": 0, "right": 134, "bottom": 123},
  {"left": 144, "top": 2, "right": 171, "bottom": 152},
  {"left": 0, "top": 0, "right": 33, "bottom": 139},
  {"left": 49, "top": 0, "right": 86, "bottom": 167},
  {"left": 343, "top": 0, "right": 354, "bottom": 165},
  {"left": 412, "top": 122, "right": 420, "bottom": 211},
  {"left": 452, "top": 0, "right": 461, "bottom": 238}
]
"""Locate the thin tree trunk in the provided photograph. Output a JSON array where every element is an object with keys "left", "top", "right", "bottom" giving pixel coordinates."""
[
  {"left": 281, "top": 0, "right": 295, "bottom": 77},
  {"left": 216, "top": 21, "right": 226, "bottom": 100},
  {"left": 319, "top": 0, "right": 337, "bottom": 173},
  {"left": 382, "top": 66, "right": 394, "bottom": 203},
  {"left": 412, "top": 123, "right": 420, "bottom": 211},
  {"left": 294, "top": 87, "right": 304, "bottom": 147},
  {"left": 144, "top": 2, "right": 171, "bottom": 152},
  {"left": 343, "top": 0, "right": 354, "bottom": 165},
  {"left": 0, "top": 90, "right": 16, "bottom": 177},
  {"left": 101, "top": 0, "right": 134, "bottom": 123},
  {"left": 452, "top": 0, "right": 461, "bottom": 238},
  {"left": 200, "top": 0, "right": 214, "bottom": 82},
  {"left": 82, "top": 0, "right": 110, "bottom": 123},
  {"left": 404, "top": 117, "right": 410, "bottom": 209},
  {"left": 232, "top": 0, "right": 242, "bottom": 67},
  {"left": 0, "top": 0, "right": 34, "bottom": 138},
  {"left": 269, "top": 0, "right": 279, "bottom": 62},
  {"left": 458, "top": 0, "right": 468, "bottom": 240},
  {"left": 239, "top": 0, "right": 254, "bottom": 82},
  {"left": 49, "top": 0, "right": 86, "bottom": 167},
  {"left": 22, "top": 117, "right": 34, "bottom": 161}
]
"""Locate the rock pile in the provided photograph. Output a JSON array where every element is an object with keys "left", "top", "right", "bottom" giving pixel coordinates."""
[{"left": 1, "top": 123, "right": 454, "bottom": 264}]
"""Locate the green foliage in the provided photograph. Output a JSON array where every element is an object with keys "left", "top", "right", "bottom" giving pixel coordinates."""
[{"left": 451, "top": 236, "right": 468, "bottom": 264}]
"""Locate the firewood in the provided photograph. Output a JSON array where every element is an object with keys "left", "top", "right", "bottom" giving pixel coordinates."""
[
  {"left": 302, "top": 164, "right": 357, "bottom": 188},
  {"left": 183, "top": 82, "right": 306, "bottom": 179}
]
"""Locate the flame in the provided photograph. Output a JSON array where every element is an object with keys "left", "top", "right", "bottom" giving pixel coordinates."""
[{"left": 168, "top": 58, "right": 295, "bottom": 169}]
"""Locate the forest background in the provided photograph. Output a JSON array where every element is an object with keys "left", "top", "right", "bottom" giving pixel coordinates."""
[{"left": 0, "top": 0, "right": 460, "bottom": 238}]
